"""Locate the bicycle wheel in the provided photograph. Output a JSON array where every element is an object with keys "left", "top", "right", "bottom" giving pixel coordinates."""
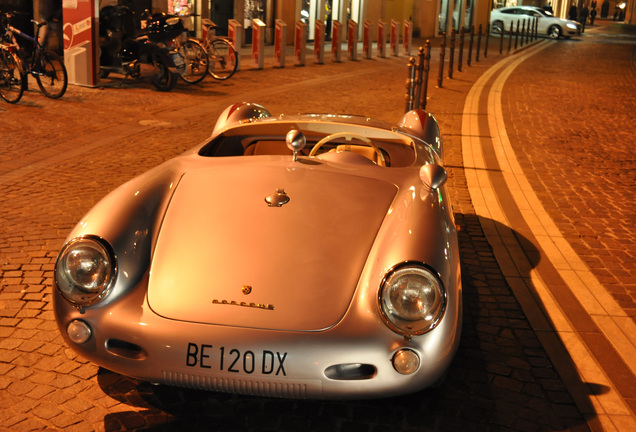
[
  {"left": 151, "top": 59, "right": 177, "bottom": 91},
  {"left": 207, "top": 38, "right": 238, "bottom": 80},
  {"left": 179, "top": 39, "right": 208, "bottom": 84},
  {"left": 0, "top": 48, "right": 24, "bottom": 104},
  {"left": 35, "top": 50, "right": 68, "bottom": 99}
]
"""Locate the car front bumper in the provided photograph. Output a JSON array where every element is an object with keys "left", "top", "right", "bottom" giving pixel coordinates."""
[{"left": 53, "top": 273, "right": 462, "bottom": 400}]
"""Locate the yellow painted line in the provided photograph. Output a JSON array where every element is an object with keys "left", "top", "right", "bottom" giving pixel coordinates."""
[{"left": 461, "top": 40, "right": 636, "bottom": 429}]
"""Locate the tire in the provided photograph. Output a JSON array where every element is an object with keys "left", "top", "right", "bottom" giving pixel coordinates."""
[
  {"left": 99, "top": 69, "right": 110, "bottom": 79},
  {"left": 151, "top": 59, "right": 176, "bottom": 91},
  {"left": 179, "top": 39, "right": 208, "bottom": 84},
  {"left": 207, "top": 39, "right": 238, "bottom": 80},
  {"left": 492, "top": 20, "right": 504, "bottom": 35},
  {"left": 548, "top": 25, "right": 562, "bottom": 39},
  {"left": 35, "top": 50, "right": 68, "bottom": 99},
  {"left": 0, "top": 48, "right": 25, "bottom": 104}
]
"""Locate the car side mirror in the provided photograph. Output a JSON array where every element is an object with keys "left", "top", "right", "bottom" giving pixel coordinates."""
[
  {"left": 286, "top": 129, "right": 306, "bottom": 162},
  {"left": 419, "top": 164, "right": 447, "bottom": 190}
]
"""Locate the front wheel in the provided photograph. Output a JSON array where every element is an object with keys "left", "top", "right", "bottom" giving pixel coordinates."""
[
  {"left": 492, "top": 20, "right": 504, "bottom": 35},
  {"left": 0, "top": 48, "right": 25, "bottom": 103},
  {"left": 151, "top": 59, "right": 177, "bottom": 91},
  {"left": 35, "top": 50, "right": 68, "bottom": 99},
  {"left": 207, "top": 38, "right": 238, "bottom": 80},
  {"left": 179, "top": 39, "right": 208, "bottom": 84},
  {"left": 548, "top": 25, "right": 562, "bottom": 39}
]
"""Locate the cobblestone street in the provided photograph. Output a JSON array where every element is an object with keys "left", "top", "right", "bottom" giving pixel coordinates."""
[{"left": 0, "top": 21, "right": 634, "bottom": 431}]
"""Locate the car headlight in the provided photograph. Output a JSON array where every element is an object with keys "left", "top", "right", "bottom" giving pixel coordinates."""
[
  {"left": 55, "top": 237, "right": 116, "bottom": 307},
  {"left": 379, "top": 263, "right": 446, "bottom": 336},
  {"left": 567, "top": 23, "right": 577, "bottom": 30}
]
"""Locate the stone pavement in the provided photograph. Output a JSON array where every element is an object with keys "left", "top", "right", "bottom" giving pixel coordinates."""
[
  {"left": 0, "top": 21, "right": 634, "bottom": 431},
  {"left": 460, "top": 25, "right": 636, "bottom": 431}
]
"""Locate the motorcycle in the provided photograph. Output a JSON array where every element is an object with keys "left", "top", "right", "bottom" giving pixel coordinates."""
[{"left": 98, "top": 5, "right": 186, "bottom": 91}]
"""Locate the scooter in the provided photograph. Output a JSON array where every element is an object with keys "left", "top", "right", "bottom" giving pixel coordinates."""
[{"left": 98, "top": 5, "right": 186, "bottom": 91}]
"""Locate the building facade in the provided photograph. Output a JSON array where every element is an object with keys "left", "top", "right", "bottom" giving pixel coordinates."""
[
  {"left": 10, "top": 0, "right": 634, "bottom": 46},
  {"left": 153, "top": 0, "right": 491, "bottom": 42}
]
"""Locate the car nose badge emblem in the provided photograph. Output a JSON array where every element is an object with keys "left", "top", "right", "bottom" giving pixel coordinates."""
[{"left": 265, "top": 188, "right": 290, "bottom": 207}]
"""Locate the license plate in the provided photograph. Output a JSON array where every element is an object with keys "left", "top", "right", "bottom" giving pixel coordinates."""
[
  {"left": 186, "top": 343, "right": 288, "bottom": 376},
  {"left": 171, "top": 53, "right": 185, "bottom": 67}
]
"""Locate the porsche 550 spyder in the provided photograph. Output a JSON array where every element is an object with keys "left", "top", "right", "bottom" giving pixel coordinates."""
[{"left": 53, "top": 102, "right": 462, "bottom": 399}]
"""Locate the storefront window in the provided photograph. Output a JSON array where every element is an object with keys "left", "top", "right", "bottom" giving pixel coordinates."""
[
  {"left": 244, "top": 0, "right": 265, "bottom": 27},
  {"left": 244, "top": 0, "right": 265, "bottom": 43},
  {"left": 168, "top": 0, "right": 194, "bottom": 15},
  {"left": 439, "top": 0, "right": 450, "bottom": 33}
]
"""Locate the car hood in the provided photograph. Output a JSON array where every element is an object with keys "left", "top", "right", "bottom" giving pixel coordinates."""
[{"left": 147, "top": 163, "right": 398, "bottom": 331}]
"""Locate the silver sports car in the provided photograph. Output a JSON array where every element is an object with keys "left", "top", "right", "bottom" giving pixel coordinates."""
[{"left": 53, "top": 102, "right": 462, "bottom": 399}]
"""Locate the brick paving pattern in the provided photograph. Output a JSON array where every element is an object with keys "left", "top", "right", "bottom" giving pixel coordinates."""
[
  {"left": 1, "top": 23, "right": 632, "bottom": 431},
  {"left": 501, "top": 25, "right": 636, "bottom": 321}
]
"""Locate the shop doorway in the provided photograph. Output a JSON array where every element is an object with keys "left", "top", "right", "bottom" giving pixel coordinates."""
[{"left": 209, "top": 0, "right": 234, "bottom": 35}]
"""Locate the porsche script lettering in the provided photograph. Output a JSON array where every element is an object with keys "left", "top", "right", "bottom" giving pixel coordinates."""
[
  {"left": 186, "top": 343, "right": 287, "bottom": 376},
  {"left": 212, "top": 299, "right": 274, "bottom": 310}
]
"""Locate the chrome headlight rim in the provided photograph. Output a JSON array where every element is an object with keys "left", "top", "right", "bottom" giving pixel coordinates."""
[
  {"left": 378, "top": 261, "right": 447, "bottom": 337},
  {"left": 54, "top": 235, "right": 117, "bottom": 307}
]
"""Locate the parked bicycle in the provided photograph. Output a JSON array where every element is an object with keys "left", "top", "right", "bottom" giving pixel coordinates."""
[
  {"left": 173, "top": 36, "right": 208, "bottom": 83},
  {"left": 0, "top": 11, "right": 68, "bottom": 103},
  {"left": 161, "top": 15, "right": 209, "bottom": 85},
  {"left": 201, "top": 19, "right": 238, "bottom": 80}
]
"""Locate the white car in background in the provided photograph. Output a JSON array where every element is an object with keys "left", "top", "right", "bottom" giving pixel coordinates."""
[{"left": 490, "top": 6, "right": 581, "bottom": 39}]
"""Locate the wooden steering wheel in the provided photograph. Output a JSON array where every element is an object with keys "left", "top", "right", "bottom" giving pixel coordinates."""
[{"left": 308, "top": 132, "right": 386, "bottom": 167}]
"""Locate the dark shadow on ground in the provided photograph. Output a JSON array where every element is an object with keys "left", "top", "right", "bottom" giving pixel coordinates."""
[{"left": 98, "top": 215, "right": 595, "bottom": 431}]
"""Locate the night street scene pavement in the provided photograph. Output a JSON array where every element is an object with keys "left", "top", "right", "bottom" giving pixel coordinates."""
[{"left": 0, "top": 20, "right": 635, "bottom": 432}]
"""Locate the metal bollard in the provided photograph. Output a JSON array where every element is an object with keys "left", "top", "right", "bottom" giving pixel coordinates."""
[
  {"left": 414, "top": 47, "right": 424, "bottom": 108},
  {"left": 521, "top": 20, "right": 526, "bottom": 47},
  {"left": 458, "top": 26, "right": 464, "bottom": 72},
  {"left": 484, "top": 21, "right": 489, "bottom": 58},
  {"left": 437, "top": 32, "right": 446, "bottom": 88},
  {"left": 405, "top": 57, "right": 416, "bottom": 113},
  {"left": 421, "top": 41, "right": 431, "bottom": 110},
  {"left": 476, "top": 24, "right": 482, "bottom": 62},
  {"left": 499, "top": 21, "right": 504, "bottom": 54},
  {"left": 448, "top": 28, "right": 456, "bottom": 79},
  {"left": 508, "top": 21, "right": 513, "bottom": 53},
  {"left": 514, "top": 20, "right": 519, "bottom": 49},
  {"left": 467, "top": 25, "right": 474, "bottom": 67}
]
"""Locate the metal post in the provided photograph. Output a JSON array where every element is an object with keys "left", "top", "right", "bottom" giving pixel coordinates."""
[
  {"left": 528, "top": 19, "right": 532, "bottom": 43},
  {"left": 520, "top": 20, "right": 525, "bottom": 47},
  {"left": 437, "top": 32, "right": 446, "bottom": 88},
  {"left": 484, "top": 22, "right": 489, "bottom": 58},
  {"left": 514, "top": 20, "right": 519, "bottom": 49},
  {"left": 414, "top": 47, "right": 425, "bottom": 109},
  {"left": 420, "top": 41, "right": 431, "bottom": 110},
  {"left": 405, "top": 57, "right": 416, "bottom": 113},
  {"left": 458, "top": 26, "right": 464, "bottom": 72},
  {"left": 508, "top": 21, "right": 513, "bottom": 53},
  {"left": 499, "top": 22, "right": 504, "bottom": 54},
  {"left": 448, "top": 28, "right": 456, "bottom": 79},
  {"left": 467, "top": 25, "right": 474, "bottom": 67},
  {"left": 476, "top": 24, "right": 482, "bottom": 62}
]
